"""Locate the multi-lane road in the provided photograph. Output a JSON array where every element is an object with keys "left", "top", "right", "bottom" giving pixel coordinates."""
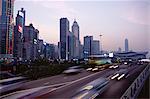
[
  {"left": 36, "top": 64, "right": 146, "bottom": 98},
  {"left": 1, "top": 63, "right": 149, "bottom": 99}
]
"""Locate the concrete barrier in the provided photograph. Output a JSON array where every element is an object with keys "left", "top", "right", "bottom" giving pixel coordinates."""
[{"left": 121, "top": 64, "right": 150, "bottom": 99}]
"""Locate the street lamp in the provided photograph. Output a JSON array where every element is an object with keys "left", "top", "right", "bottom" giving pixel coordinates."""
[{"left": 99, "top": 34, "right": 102, "bottom": 54}]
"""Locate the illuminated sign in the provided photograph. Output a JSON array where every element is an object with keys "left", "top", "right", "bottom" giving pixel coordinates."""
[
  {"left": 109, "top": 53, "right": 114, "bottom": 58},
  {"left": 18, "top": 12, "right": 24, "bottom": 17},
  {"left": 18, "top": 25, "right": 23, "bottom": 33}
]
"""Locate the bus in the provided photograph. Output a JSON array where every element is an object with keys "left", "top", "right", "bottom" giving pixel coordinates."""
[{"left": 88, "top": 55, "right": 112, "bottom": 66}]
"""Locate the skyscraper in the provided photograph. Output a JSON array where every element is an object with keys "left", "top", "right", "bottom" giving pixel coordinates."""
[
  {"left": 38, "top": 39, "right": 44, "bottom": 58},
  {"left": 14, "top": 8, "right": 25, "bottom": 60},
  {"left": 79, "top": 44, "right": 84, "bottom": 59},
  {"left": 0, "top": 0, "right": 15, "bottom": 57},
  {"left": 84, "top": 36, "right": 93, "bottom": 59},
  {"left": 23, "top": 24, "right": 39, "bottom": 60},
  {"left": 125, "top": 38, "right": 129, "bottom": 52},
  {"left": 68, "top": 31, "right": 74, "bottom": 60},
  {"left": 118, "top": 47, "right": 122, "bottom": 53},
  {"left": 45, "top": 43, "right": 55, "bottom": 59},
  {"left": 72, "top": 20, "right": 80, "bottom": 59},
  {"left": 92, "top": 40, "right": 100, "bottom": 55},
  {"left": 72, "top": 20, "right": 79, "bottom": 40},
  {"left": 60, "top": 18, "right": 69, "bottom": 60}
]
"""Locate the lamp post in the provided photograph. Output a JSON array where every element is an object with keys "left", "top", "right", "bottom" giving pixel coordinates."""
[{"left": 99, "top": 34, "right": 102, "bottom": 54}]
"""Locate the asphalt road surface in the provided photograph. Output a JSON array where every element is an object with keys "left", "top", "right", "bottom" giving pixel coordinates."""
[
  {"left": 35, "top": 64, "right": 147, "bottom": 98},
  {"left": 36, "top": 69, "right": 114, "bottom": 98},
  {"left": 1, "top": 63, "right": 148, "bottom": 99},
  {"left": 97, "top": 64, "right": 146, "bottom": 98},
  {"left": 20, "top": 70, "right": 93, "bottom": 89}
]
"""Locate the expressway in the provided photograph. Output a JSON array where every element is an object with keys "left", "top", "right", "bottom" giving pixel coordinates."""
[
  {"left": 1, "top": 63, "right": 148, "bottom": 98},
  {"left": 20, "top": 70, "right": 94, "bottom": 89},
  {"left": 36, "top": 69, "right": 114, "bottom": 98},
  {"left": 34, "top": 64, "right": 147, "bottom": 98},
  {"left": 97, "top": 64, "right": 146, "bottom": 98}
]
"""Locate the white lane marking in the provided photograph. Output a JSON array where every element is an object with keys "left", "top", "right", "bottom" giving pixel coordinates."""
[
  {"left": 71, "top": 71, "right": 105, "bottom": 84},
  {"left": 44, "top": 82, "right": 49, "bottom": 85},
  {"left": 117, "top": 74, "right": 125, "bottom": 80},
  {"left": 111, "top": 74, "right": 119, "bottom": 80},
  {"left": 0, "top": 87, "right": 48, "bottom": 99},
  {"left": 2, "top": 70, "right": 111, "bottom": 98},
  {"left": 0, "top": 82, "right": 71, "bottom": 99},
  {"left": 63, "top": 77, "right": 67, "bottom": 79},
  {"left": 36, "top": 70, "right": 110, "bottom": 97}
]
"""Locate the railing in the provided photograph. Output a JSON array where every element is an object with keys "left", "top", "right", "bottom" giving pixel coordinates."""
[{"left": 121, "top": 64, "right": 150, "bottom": 99}]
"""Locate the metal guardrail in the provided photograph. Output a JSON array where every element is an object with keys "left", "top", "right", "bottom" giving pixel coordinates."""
[{"left": 121, "top": 64, "right": 150, "bottom": 99}]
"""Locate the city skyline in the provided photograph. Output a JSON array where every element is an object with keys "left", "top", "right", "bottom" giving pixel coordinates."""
[{"left": 14, "top": 0, "right": 149, "bottom": 53}]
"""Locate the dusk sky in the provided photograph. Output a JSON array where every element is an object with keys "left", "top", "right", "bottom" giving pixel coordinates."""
[{"left": 14, "top": 0, "right": 150, "bottom": 56}]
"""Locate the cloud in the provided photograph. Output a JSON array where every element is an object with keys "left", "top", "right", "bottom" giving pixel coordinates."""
[
  {"left": 121, "top": 1, "right": 150, "bottom": 26},
  {"left": 40, "top": 1, "right": 77, "bottom": 19}
]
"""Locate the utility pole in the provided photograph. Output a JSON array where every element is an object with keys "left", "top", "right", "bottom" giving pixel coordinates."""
[{"left": 99, "top": 34, "right": 102, "bottom": 54}]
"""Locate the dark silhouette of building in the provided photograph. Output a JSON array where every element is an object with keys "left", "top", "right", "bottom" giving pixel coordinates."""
[
  {"left": 84, "top": 36, "right": 93, "bottom": 59},
  {"left": 60, "top": 18, "right": 70, "bottom": 60},
  {"left": 23, "top": 24, "right": 39, "bottom": 60},
  {"left": 14, "top": 8, "right": 25, "bottom": 61},
  {"left": 92, "top": 40, "right": 100, "bottom": 55},
  {"left": 125, "top": 38, "right": 129, "bottom": 52}
]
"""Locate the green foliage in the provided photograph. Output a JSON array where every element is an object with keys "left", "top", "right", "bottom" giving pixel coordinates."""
[{"left": 15, "top": 59, "right": 81, "bottom": 80}]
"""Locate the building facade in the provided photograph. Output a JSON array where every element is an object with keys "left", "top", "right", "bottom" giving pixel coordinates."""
[
  {"left": 23, "top": 24, "right": 39, "bottom": 60},
  {"left": 92, "top": 40, "right": 100, "bottom": 55},
  {"left": 38, "top": 39, "right": 44, "bottom": 58},
  {"left": 13, "top": 8, "right": 25, "bottom": 60},
  {"left": 45, "top": 43, "right": 55, "bottom": 60},
  {"left": 79, "top": 44, "right": 84, "bottom": 59},
  {"left": 125, "top": 38, "right": 129, "bottom": 52},
  {"left": 60, "top": 18, "right": 70, "bottom": 60},
  {"left": 114, "top": 51, "right": 148, "bottom": 61},
  {"left": 84, "top": 36, "right": 93, "bottom": 59},
  {"left": 72, "top": 20, "right": 80, "bottom": 59},
  {"left": 68, "top": 31, "right": 74, "bottom": 60},
  {"left": 0, "top": 0, "right": 15, "bottom": 59}
]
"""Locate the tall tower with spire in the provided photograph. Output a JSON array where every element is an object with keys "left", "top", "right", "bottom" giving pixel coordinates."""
[
  {"left": 72, "top": 19, "right": 80, "bottom": 59},
  {"left": 72, "top": 19, "right": 79, "bottom": 39},
  {"left": 125, "top": 38, "right": 129, "bottom": 52}
]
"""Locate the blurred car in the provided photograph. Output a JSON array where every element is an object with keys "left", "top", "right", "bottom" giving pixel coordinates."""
[
  {"left": 86, "top": 68, "right": 93, "bottom": 71},
  {"left": 109, "top": 65, "right": 119, "bottom": 69},
  {"left": 124, "top": 62, "right": 128, "bottom": 65},
  {"left": 0, "top": 72, "right": 27, "bottom": 93},
  {"left": 92, "top": 68, "right": 99, "bottom": 72},
  {"left": 72, "top": 77, "right": 109, "bottom": 99},
  {"left": 63, "top": 66, "right": 83, "bottom": 74},
  {"left": 110, "top": 69, "right": 129, "bottom": 80}
]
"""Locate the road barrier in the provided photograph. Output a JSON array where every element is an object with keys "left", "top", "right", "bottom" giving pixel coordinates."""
[{"left": 121, "top": 64, "right": 150, "bottom": 99}]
